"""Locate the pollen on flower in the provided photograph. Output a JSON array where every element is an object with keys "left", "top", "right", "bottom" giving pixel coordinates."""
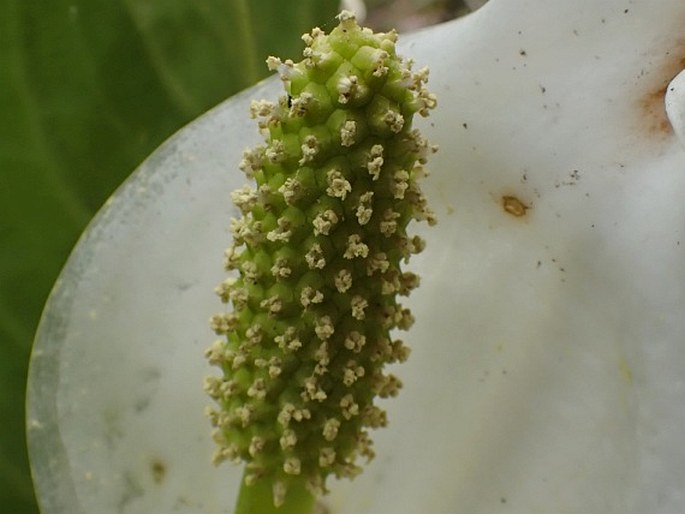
[
  {"left": 326, "top": 169, "right": 352, "bottom": 199},
  {"left": 323, "top": 418, "right": 341, "bottom": 441},
  {"left": 284, "top": 457, "right": 302, "bottom": 475},
  {"left": 245, "top": 325, "right": 264, "bottom": 345},
  {"left": 203, "top": 375, "right": 222, "bottom": 400},
  {"left": 259, "top": 295, "right": 282, "bottom": 315},
  {"left": 340, "top": 394, "right": 360, "bottom": 419},
  {"left": 231, "top": 353, "right": 247, "bottom": 369},
  {"left": 334, "top": 269, "right": 353, "bottom": 293},
  {"left": 204, "top": 339, "right": 228, "bottom": 365},
  {"left": 314, "top": 339, "right": 329, "bottom": 359},
  {"left": 350, "top": 295, "right": 368, "bottom": 320},
  {"left": 314, "top": 316, "right": 335, "bottom": 340},
  {"left": 343, "top": 360, "right": 365, "bottom": 386},
  {"left": 265, "top": 140, "right": 286, "bottom": 163},
  {"left": 249, "top": 436, "right": 266, "bottom": 457},
  {"left": 303, "top": 376, "right": 328, "bottom": 401},
  {"left": 209, "top": 312, "right": 238, "bottom": 335},
  {"left": 229, "top": 286, "right": 248, "bottom": 308},
  {"left": 231, "top": 186, "right": 258, "bottom": 213},
  {"left": 299, "top": 135, "right": 320, "bottom": 165},
  {"left": 277, "top": 403, "right": 296, "bottom": 426},
  {"left": 301, "top": 32, "right": 314, "bottom": 46},
  {"left": 292, "top": 407, "right": 311, "bottom": 422},
  {"left": 238, "top": 146, "right": 264, "bottom": 178},
  {"left": 206, "top": 10, "right": 436, "bottom": 503},
  {"left": 384, "top": 109, "right": 404, "bottom": 133},
  {"left": 247, "top": 378, "right": 267, "bottom": 399},
  {"left": 280, "top": 429, "right": 298, "bottom": 450},
  {"left": 355, "top": 191, "right": 374, "bottom": 225},
  {"left": 365, "top": 144, "right": 384, "bottom": 180},
  {"left": 305, "top": 243, "right": 326, "bottom": 269},
  {"left": 366, "top": 252, "right": 390, "bottom": 275},
  {"left": 223, "top": 246, "right": 240, "bottom": 271},
  {"left": 340, "top": 120, "right": 357, "bottom": 147},
  {"left": 319, "top": 448, "right": 336, "bottom": 467},
  {"left": 379, "top": 209, "right": 401, "bottom": 237},
  {"left": 212, "top": 443, "right": 241, "bottom": 465},
  {"left": 391, "top": 169, "right": 410, "bottom": 199},
  {"left": 336, "top": 9, "right": 356, "bottom": 23},
  {"left": 214, "top": 277, "right": 236, "bottom": 303},
  {"left": 270, "top": 258, "right": 292, "bottom": 279},
  {"left": 266, "top": 217, "right": 292, "bottom": 242},
  {"left": 290, "top": 92, "right": 314, "bottom": 116},
  {"left": 278, "top": 178, "right": 302, "bottom": 205},
  {"left": 268, "top": 362, "right": 283, "bottom": 379},
  {"left": 344, "top": 331, "right": 366, "bottom": 353},
  {"left": 373, "top": 373, "right": 402, "bottom": 398},
  {"left": 337, "top": 75, "right": 360, "bottom": 104},
  {"left": 312, "top": 210, "right": 339, "bottom": 236},
  {"left": 266, "top": 56, "right": 296, "bottom": 81},
  {"left": 235, "top": 405, "right": 253, "bottom": 427},
  {"left": 275, "top": 327, "right": 302, "bottom": 352},
  {"left": 300, "top": 286, "right": 324, "bottom": 307},
  {"left": 398, "top": 272, "right": 420, "bottom": 295},
  {"left": 250, "top": 99, "right": 276, "bottom": 119},
  {"left": 343, "top": 234, "right": 369, "bottom": 259},
  {"left": 229, "top": 216, "right": 250, "bottom": 244}
]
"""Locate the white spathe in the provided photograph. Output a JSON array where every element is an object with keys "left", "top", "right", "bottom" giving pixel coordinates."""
[{"left": 27, "top": 1, "right": 685, "bottom": 513}]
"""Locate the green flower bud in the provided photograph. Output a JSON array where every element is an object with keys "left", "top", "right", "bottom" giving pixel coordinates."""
[{"left": 206, "top": 10, "right": 437, "bottom": 505}]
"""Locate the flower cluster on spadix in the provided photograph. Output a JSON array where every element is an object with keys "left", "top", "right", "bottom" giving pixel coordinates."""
[{"left": 204, "top": 10, "right": 436, "bottom": 506}]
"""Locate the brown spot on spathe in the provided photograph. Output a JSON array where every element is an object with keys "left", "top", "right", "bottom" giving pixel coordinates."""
[
  {"left": 150, "top": 458, "right": 167, "bottom": 484},
  {"left": 641, "top": 85, "right": 675, "bottom": 137},
  {"left": 638, "top": 39, "right": 685, "bottom": 138},
  {"left": 501, "top": 195, "right": 529, "bottom": 217}
]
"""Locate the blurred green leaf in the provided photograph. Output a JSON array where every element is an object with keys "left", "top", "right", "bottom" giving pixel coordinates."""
[{"left": 0, "top": 1, "right": 339, "bottom": 512}]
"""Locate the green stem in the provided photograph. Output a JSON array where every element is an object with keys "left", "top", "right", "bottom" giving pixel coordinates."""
[{"left": 234, "top": 469, "right": 315, "bottom": 514}]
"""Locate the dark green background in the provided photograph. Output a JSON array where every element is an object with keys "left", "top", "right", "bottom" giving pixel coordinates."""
[{"left": 0, "top": 2, "right": 339, "bottom": 512}]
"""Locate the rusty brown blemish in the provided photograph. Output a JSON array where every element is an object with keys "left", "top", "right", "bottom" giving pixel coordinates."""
[
  {"left": 150, "top": 458, "right": 166, "bottom": 484},
  {"left": 641, "top": 85, "right": 674, "bottom": 136},
  {"left": 501, "top": 195, "right": 528, "bottom": 217},
  {"left": 638, "top": 39, "right": 685, "bottom": 138}
]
